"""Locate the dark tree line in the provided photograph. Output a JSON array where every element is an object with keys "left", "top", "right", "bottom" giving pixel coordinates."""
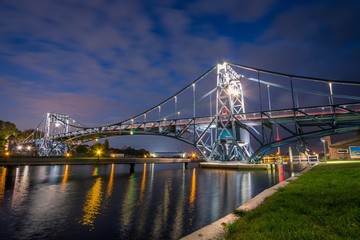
[
  {"left": 0, "top": 120, "right": 45, "bottom": 154},
  {"left": 0, "top": 120, "right": 18, "bottom": 152},
  {"left": 73, "top": 140, "right": 149, "bottom": 157}
]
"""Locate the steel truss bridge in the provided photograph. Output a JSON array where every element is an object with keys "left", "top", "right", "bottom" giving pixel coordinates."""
[{"left": 16, "top": 62, "right": 360, "bottom": 163}]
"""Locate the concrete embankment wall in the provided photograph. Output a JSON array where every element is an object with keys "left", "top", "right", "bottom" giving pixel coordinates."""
[
  {"left": 199, "top": 162, "right": 271, "bottom": 170},
  {"left": 0, "top": 157, "right": 202, "bottom": 166}
]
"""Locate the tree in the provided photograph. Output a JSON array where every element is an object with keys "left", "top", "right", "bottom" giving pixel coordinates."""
[
  {"left": 109, "top": 147, "right": 123, "bottom": 154},
  {"left": 74, "top": 144, "right": 90, "bottom": 156},
  {"left": 0, "top": 120, "right": 19, "bottom": 152},
  {"left": 104, "top": 139, "right": 110, "bottom": 155},
  {"left": 91, "top": 143, "right": 103, "bottom": 152},
  {"left": 16, "top": 129, "right": 44, "bottom": 142}
]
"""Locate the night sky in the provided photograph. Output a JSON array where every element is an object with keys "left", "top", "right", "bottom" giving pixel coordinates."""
[{"left": 1, "top": 0, "right": 359, "bottom": 151}]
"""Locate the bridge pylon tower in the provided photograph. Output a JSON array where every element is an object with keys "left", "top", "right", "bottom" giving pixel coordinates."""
[
  {"left": 37, "top": 113, "right": 70, "bottom": 156},
  {"left": 196, "top": 62, "right": 252, "bottom": 162}
]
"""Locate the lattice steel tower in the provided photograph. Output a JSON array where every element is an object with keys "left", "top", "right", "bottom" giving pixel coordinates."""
[
  {"left": 37, "top": 113, "right": 70, "bottom": 156},
  {"left": 210, "top": 62, "right": 252, "bottom": 161}
]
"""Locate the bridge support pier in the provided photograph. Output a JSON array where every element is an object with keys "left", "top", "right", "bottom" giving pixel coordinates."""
[
  {"left": 183, "top": 162, "right": 188, "bottom": 169},
  {"left": 129, "top": 163, "right": 135, "bottom": 174}
]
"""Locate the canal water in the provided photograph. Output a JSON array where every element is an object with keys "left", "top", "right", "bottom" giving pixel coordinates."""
[{"left": 0, "top": 163, "right": 304, "bottom": 239}]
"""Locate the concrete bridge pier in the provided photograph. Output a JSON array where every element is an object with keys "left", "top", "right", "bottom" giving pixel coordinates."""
[{"left": 129, "top": 163, "right": 135, "bottom": 173}]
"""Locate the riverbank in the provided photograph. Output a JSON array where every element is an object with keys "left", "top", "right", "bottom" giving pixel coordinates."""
[
  {"left": 182, "top": 161, "right": 360, "bottom": 239},
  {"left": 181, "top": 163, "right": 313, "bottom": 240},
  {"left": 0, "top": 156, "right": 202, "bottom": 166},
  {"left": 225, "top": 161, "right": 360, "bottom": 239}
]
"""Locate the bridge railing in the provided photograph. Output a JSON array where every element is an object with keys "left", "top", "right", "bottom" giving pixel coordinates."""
[
  {"left": 291, "top": 155, "right": 319, "bottom": 164},
  {"left": 233, "top": 102, "right": 360, "bottom": 121}
]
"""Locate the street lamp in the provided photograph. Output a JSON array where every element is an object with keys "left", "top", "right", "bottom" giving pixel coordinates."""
[
  {"left": 228, "top": 81, "right": 241, "bottom": 96},
  {"left": 97, "top": 150, "right": 101, "bottom": 162},
  {"left": 5, "top": 151, "right": 10, "bottom": 159},
  {"left": 321, "top": 138, "right": 327, "bottom": 163},
  {"left": 27, "top": 146, "right": 31, "bottom": 156}
]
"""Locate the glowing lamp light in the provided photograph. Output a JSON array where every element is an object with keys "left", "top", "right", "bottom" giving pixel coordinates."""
[
  {"left": 65, "top": 153, "right": 71, "bottom": 158},
  {"left": 55, "top": 122, "right": 60, "bottom": 127},
  {"left": 228, "top": 87, "right": 239, "bottom": 96},
  {"left": 130, "top": 130, "right": 134, "bottom": 135},
  {"left": 228, "top": 82, "right": 241, "bottom": 96},
  {"left": 276, "top": 137, "right": 281, "bottom": 141},
  {"left": 27, "top": 146, "right": 32, "bottom": 150},
  {"left": 5, "top": 151, "right": 10, "bottom": 157},
  {"left": 17, "top": 145, "right": 23, "bottom": 150}
]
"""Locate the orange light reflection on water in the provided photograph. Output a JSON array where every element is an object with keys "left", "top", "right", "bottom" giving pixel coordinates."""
[
  {"left": 0, "top": 167, "right": 7, "bottom": 202},
  {"left": 92, "top": 167, "right": 99, "bottom": 176},
  {"left": 61, "top": 165, "right": 69, "bottom": 192},
  {"left": 189, "top": 168, "right": 196, "bottom": 206},
  {"left": 139, "top": 164, "right": 147, "bottom": 203},
  {"left": 80, "top": 177, "right": 103, "bottom": 227},
  {"left": 106, "top": 164, "right": 114, "bottom": 198}
]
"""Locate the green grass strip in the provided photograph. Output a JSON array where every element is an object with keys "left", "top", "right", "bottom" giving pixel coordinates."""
[{"left": 225, "top": 162, "right": 360, "bottom": 240}]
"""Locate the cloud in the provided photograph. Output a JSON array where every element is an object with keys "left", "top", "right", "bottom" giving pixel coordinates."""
[
  {"left": 1, "top": 0, "right": 359, "bottom": 141},
  {"left": 261, "top": 1, "right": 360, "bottom": 45},
  {"left": 187, "top": 0, "right": 276, "bottom": 22},
  {"left": 239, "top": 1, "right": 360, "bottom": 81}
]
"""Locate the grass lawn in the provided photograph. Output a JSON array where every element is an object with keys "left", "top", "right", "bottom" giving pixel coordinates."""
[{"left": 225, "top": 161, "right": 360, "bottom": 240}]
